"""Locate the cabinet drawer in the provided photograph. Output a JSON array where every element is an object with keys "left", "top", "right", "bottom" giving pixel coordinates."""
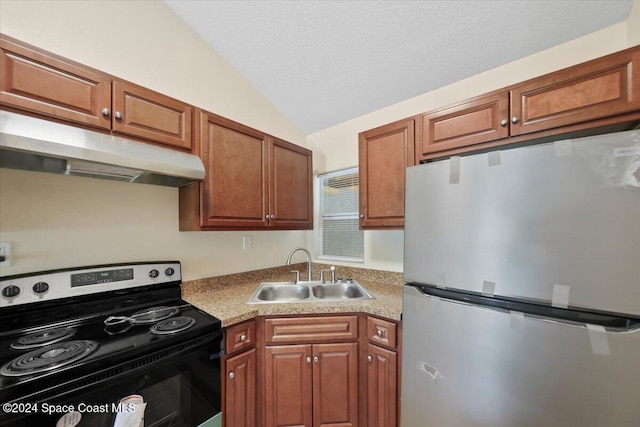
[
  {"left": 265, "top": 316, "right": 358, "bottom": 344},
  {"left": 226, "top": 320, "right": 256, "bottom": 355},
  {"left": 367, "top": 316, "right": 397, "bottom": 349}
]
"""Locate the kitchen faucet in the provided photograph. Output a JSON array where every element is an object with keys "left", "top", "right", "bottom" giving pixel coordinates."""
[{"left": 285, "top": 247, "right": 312, "bottom": 282}]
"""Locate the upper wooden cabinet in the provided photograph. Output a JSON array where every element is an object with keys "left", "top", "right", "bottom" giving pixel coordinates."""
[
  {"left": 358, "top": 118, "right": 415, "bottom": 229},
  {"left": 510, "top": 48, "right": 640, "bottom": 136},
  {"left": 0, "top": 35, "right": 111, "bottom": 130},
  {"left": 416, "top": 45, "right": 640, "bottom": 161},
  {"left": 179, "top": 110, "right": 313, "bottom": 231},
  {"left": 0, "top": 34, "right": 193, "bottom": 151},
  {"left": 418, "top": 92, "right": 509, "bottom": 155},
  {"left": 270, "top": 138, "right": 313, "bottom": 229},
  {"left": 112, "top": 81, "right": 192, "bottom": 150}
]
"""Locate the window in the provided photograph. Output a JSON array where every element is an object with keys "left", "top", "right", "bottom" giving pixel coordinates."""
[{"left": 318, "top": 168, "right": 364, "bottom": 262}]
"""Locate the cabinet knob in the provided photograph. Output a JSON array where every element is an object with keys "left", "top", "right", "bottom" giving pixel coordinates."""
[
  {"left": 270, "top": 214, "right": 275, "bottom": 220},
  {"left": 228, "top": 371, "right": 235, "bottom": 379},
  {"left": 114, "top": 111, "right": 122, "bottom": 120},
  {"left": 511, "top": 116, "right": 519, "bottom": 124},
  {"left": 240, "top": 334, "right": 247, "bottom": 342},
  {"left": 101, "top": 108, "right": 110, "bottom": 117},
  {"left": 500, "top": 119, "right": 508, "bottom": 127},
  {"left": 377, "top": 330, "right": 384, "bottom": 337},
  {"left": 360, "top": 214, "right": 364, "bottom": 219},
  {"left": 313, "top": 356, "right": 319, "bottom": 363},
  {"left": 367, "top": 355, "right": 373, "bottom": 362},
  {"left": 306, "top": 356, "right": 312, "bottom": 363}
]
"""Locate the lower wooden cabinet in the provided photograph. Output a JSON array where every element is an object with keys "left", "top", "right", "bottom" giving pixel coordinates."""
[
  {"left": 264, "top": 343, "right": 358, "bottom": 427},
  {"left": 224, "top": 319, "right": 257, "bottom": 427},
  {"left": 367, "top": 343, "right": 397, "bottom": 427},
  {"left": 224, "top": 314, "right": 400, "bottom": 427},
  {"left": 225, "top": 348, "right": 257, "bottom": 427}
]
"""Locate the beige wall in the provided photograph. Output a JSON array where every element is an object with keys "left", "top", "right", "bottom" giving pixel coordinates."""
[
  {"left": 0, "top": 0, "right": 308, "bottom": 280},
  {"left": 306, "top": 21, "right": 631, "bottom": 273},
  {"left": 629, "top": 0, "right": 640, "bottom": 46}
]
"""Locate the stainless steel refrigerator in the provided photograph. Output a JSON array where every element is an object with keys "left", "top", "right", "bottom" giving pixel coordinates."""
[{"left": 401, "top": 130, "right": 640, "bottom": 427}]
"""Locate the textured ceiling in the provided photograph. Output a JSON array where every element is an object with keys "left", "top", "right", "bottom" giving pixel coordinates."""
[{"left": 165, "top": 0, "right": 633, "bottom": 134}]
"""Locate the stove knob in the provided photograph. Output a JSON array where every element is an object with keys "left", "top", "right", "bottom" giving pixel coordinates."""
[
  {"left": 165, "top": 268, "right": 175, "bottom": 277},
  {"left": 149, "top": 269, "right": 160, "bottom": 278},
  {"left": 33, "top": 282, "right": 50, "bottom": 294},
  {"left": 2, "top": 285, "right": 20, "bottom": 298}
]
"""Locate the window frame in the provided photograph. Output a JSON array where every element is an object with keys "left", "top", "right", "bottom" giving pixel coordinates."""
[{"left": 317, "top": 167, "right": 364, "bottom": 263}]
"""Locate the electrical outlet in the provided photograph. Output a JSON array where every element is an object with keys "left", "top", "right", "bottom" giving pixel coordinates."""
[
  {"left": 242, "top": 235, "right": 252, "bottom": 250},
  {"left": 0, "top": 242, "right": 11, "bottom": 267}
]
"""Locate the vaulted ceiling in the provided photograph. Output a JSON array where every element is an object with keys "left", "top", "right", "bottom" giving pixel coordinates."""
[{"left": 165, "top": 0, "right": 633, "bottom": 134}]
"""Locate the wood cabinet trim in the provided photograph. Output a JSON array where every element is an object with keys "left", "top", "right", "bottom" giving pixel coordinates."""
[{"left": 265, "top": 315, "right": 359, "bottom": 344}]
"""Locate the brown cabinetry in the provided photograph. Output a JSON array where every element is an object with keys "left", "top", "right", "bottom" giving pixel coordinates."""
[
  {"left": 510, "top": 48, "right": 640, "bottom": 137},
  {"left": 179, "top": 110, "right": 312, "bottom": 231},
  {"left": 416, "top": 45, "right": 640, "bottom": 161},
  {"left": 112, "top": 81, "right": 192, "bottom": 150},
  {"left": 365, "top": 315, "right": 400, "bottom": 427},
  {"left": 0, "top": 35, "right": 111, "bottom": 130},
  {"left": 224, "top": 320, "right": 257, "bottom": 427},
  {"left": 0, "top": 34, "right": 194, "bottom": 151},
  {"left": 263, "top": 316, "right": 359, "bottom": 427},
  {"left": 418, "top": 92, "right": 509, "bottom": 156},
  {"left": 358, "top": 118, "right": 415, "bottom": 229}
]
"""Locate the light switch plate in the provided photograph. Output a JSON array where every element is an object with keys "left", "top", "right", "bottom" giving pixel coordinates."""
[
  {"left": 0, "top": 242, "right": 11, "bottom": 267},
  {"left": 242, "top": 235, "right": 252, "bottom": 250}
]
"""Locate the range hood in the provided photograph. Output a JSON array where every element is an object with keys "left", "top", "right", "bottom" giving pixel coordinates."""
[{"left": 0, "top": 111, "right": 205, "bottom": 187}]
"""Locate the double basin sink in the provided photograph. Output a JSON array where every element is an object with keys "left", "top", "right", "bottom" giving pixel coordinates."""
[{"left": 247, "top": 280, "right": 375, "bottom": 304}]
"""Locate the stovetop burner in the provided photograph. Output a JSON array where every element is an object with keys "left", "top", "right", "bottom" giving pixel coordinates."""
[
  {"left": 1, "top": 340, "right": 99, "bottom": 377},
  {"left": 130, "top": 306, "right": 180, "bottom": 324},
  {"left": 10, "top": 327, "right": 77, "bottom": 350},
  {"left": 150, "top": 316, "right": 196, "bottom": 335}
]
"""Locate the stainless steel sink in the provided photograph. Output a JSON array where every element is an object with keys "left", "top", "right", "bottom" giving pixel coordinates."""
[
  {"left": 247, "top": 280, "right": 374, "bottom": 304},
  {"left": 253, "top": 283, "right": 310, "bottom": 302},
  {"left": 311, "top": 283, "right": 372, "bottom": 300}
]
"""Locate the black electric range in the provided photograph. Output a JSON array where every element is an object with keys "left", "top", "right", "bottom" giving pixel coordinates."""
[{"left": 0, "top": 262, "right": 223, "bottom": 427}]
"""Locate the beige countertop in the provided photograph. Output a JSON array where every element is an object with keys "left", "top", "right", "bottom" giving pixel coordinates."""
[{"left": 182, "top": 273, "right": 403, "bottom": 327}]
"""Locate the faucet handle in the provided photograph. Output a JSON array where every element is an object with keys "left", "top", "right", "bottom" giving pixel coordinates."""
[
  {"left": 321, "top": 266, "right": 337, "bottom": 284},
  {"left": 290, "top": 270, "right": 300, "bottom": 284}
]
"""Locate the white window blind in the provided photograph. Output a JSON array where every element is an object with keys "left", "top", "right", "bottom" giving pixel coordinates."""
[{"left": 318, "top": 168, "right": 364, "bottom": 261}]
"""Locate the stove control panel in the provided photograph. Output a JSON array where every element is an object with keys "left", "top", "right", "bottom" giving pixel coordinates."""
[{"left": 0, "top": 262, "right": 182, "bottom": 308}]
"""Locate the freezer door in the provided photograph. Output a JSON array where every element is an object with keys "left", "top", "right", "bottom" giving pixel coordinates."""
[
  {"left": 404, "top": 130, "right": 640, "bottom": 316},
  {"left": 401, "top": 285, "right": 640, "bottom": 427}
]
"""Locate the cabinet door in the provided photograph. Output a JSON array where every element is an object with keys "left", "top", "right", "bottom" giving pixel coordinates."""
[
  {"left": 313, "top": 343, "right": 359, "bottom": 427},
  {"left": 199, "top": 112, "right": 269, "bottom": 229},
  {"left": 225, "top": 349, "right": 256, "bottom": 427},
  {"left": 269, "top": 138, "right": 313, "bottom": 229},
  {"left": 418, "top": 92, "right": 509, "bottom": 157},
  {"left": 112, "top": 80, "right": 192, "bottom": 150},
  {"left": 359, "top": 118, "right": 415, "bottom": 229},
  {"left": 0, "top": 35, "right": 111, "bottom": 129},
  {"left": 367, "top": 344, "right": 397, "bottom": 427},
  {"left": 511, "top": 48, "right": 640, "bottom": 136},
  {"left": 264, "top": 345, "right": 313, "bottom": 427}
]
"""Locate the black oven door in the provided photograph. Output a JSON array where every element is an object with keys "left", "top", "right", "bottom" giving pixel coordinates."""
[{"left": 3, "top": 333, "right": 222, "bottom": 427}]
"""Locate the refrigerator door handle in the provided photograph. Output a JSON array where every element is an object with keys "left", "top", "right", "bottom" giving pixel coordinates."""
[{"left": 407, "top": 282, "right": 640, "bottom": 332}]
